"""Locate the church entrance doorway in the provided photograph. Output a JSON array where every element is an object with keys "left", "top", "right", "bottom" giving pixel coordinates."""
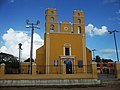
[{"left": 64, "top": 60, "right": 72, "bottom": 74}]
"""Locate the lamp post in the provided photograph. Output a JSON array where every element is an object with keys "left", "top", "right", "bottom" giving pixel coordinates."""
[
  {"left": 18, "top": 43, "right": 22, "bottom": 73},
  {"left": 92, "top": 49, "right": 96, "bottom": 61},
  {"left": 26, "top": 20, "right": 40, "bottom": 74},
  {"left": 108, "top": 30, "right": 120, "bottom": 62}
]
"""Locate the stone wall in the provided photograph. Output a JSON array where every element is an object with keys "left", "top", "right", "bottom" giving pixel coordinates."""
[{"left": 0, "top": 79, "right": 101, "bottom": 86}]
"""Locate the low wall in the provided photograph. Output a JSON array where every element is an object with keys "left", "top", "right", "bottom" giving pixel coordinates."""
[
  {"left": 0, "top": 73, "right": 93, "bottom": 80},
  {"left": 0, "top": 62, "right": 100, "bottom": 86},
  {"left": 0, "top": 79, "right": 101, "bottom": 86}
]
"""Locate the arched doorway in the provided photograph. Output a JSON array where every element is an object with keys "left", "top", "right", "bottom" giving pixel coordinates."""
[{"left": 64, "top": 60, "right": 72, "bottom": 74}]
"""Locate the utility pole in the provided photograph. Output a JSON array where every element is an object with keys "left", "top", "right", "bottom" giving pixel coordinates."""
[
  {"left": 26, "top": 20, "right": 40, "bottom": 74},
  {"left": 108, "top": 30, "right": 120, "bottom": 62}
]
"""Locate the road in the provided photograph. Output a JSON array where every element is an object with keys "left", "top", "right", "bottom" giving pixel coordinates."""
[{"left": 0, "top": 84, "right": 120, "bottom": 90}]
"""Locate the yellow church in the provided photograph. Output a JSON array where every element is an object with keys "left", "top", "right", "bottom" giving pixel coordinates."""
[
  {"left": 1, "top": 8, "right": 120, "bottom": 86},
  {"left": 36, "top": 8, "right": 92, "bottom": 74}
]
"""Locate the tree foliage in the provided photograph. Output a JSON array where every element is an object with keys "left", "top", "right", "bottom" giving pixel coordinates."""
[
  {"left": 95, "top": 55, "right": 113, "bottom": 62},
  {"left": 0, "top": 52, "right": 19, "bottom": 68}
]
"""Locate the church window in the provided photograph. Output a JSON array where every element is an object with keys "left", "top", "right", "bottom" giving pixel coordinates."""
[
  {"left": 64, "top": 43, "right": 71, "bottom": 56},
  {"left": 65, "top": 48, "right": 70, "bottom": 56},
  {"left": 50, "top": 17, "right": 54, "bottom": 22},
  {"left": 78, "top": 26, "right": 81, "bottom": 34},
  {"left": 77, "top": 19, "right": 81, "bottom": 24},
  {"left": 50, "top": 25, "right": 54, "bottom": 32},
  {"left": 78, "top": 13, "right": 80, "bottom": 16},
  {"left": 78, "top": 60, "right": 83, "bottom": 68},
  {"left": 54, "top": 60, "right": 58, "bottom": 67},
  {"left": 50, "top": 11, "right": 54, "bottom": 14}
]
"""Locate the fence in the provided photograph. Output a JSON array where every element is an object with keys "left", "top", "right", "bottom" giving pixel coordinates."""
[
  {"left": 36, "top": 65, "right": 92, "bottom": 74},
  {"left": 36, "top": 65, "right": 61, "bottom": 74},
  {"left": 5, "top": 64, "right": 92, "bottom": 74},
  {"left": 5, "top": 65, "right": 29, "bottom": 74},
  {"left": 75, "top": 65, "right": 92, "bottom": 74},
  {"left": 1, "top": 62, "right": 120, "bottom": 81},
  {"left": 0, "top": 62, "right": 102, "bottom": 80}
]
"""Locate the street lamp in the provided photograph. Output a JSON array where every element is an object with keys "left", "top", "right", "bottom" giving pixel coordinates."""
[
  {"left": 18, "top": 43, "right": 22, "bottom": 73},
  {"left": 92, "top": 49, "right": 96, "bottom": 61},
  {"left": 108, "top": 30, "right": 120, "bottom": 62},
  {"left": 26, "top": 20, "right": 40, "bottom": 74}
]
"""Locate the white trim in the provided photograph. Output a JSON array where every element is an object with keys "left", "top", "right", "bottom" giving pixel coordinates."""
[
  {"left": 82, "top": 33, "right": 87, "bottom": 73},
  {"left": 48, "top": 32, "right": 83, "bottom": 34},
  {"left": 90, "top": 62, "right": 97, "bottom": 64},
  {"left": 59, "top": 56, "right": 76, "bottom": 74},
  {"left": 70, "top": 47, "right": 71, "bottom": 56},
  {"left": 63, "top": 43, "right": 71, "bottom": 56},
  {"left": 60, "top": 56, "right": 75, "bottom": 59},
  {"left": 46, "top": 34, "right": 50, "bottom": 74},
  {"left": 64, "top": 43, "right": 71, "bottom": 47}
]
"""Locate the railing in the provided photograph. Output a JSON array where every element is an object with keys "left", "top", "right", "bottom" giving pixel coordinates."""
[
  {"left": 5, "top": 65, "right": 92, "bottom": 74},
  {"left": 36, "top": 65, "right": 92, "bottom": 74},
  {"left": 5, "top": 65, "right": 29, "bottom": 74},
  {"left": 74, "top": 65, "right": 92, "bottom": 74},
  {"left": 36, "top": 65, "right": 61, "bottom": 74},
  {"left": 20, "top": 65, "right": 29, "bottom": 74},
  {"left": 5, "top": 66, "right": 19, "bottom": 74}
]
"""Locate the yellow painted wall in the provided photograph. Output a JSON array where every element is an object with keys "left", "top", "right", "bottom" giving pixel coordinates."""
[
  {"left": 36, "top": 45, "right": 46, "bottom": 74},
  {"left": 36, "top": 46, "right": 45, "bottom": 65},
  {"left": 49, "top": 33, "right": 83, "bottom": 65},
  {"left": 0, "top": 73, "right": 93, "bottom": 80},
  {"left": 35, "top": 8, "right": 92, "bottom": 74},
  {"left": 20, "top": 62, "right": 29, "bottom": 74},
  {"left": 48, "top": 33, "right": 84, "bottom": 74},
  {"left": 86, "top": 48, "right": 92, "bottom": 65},
  {"left": 60, "top": 21, "right": 71, "bottom": 33},
  {"left": 86, "top": 48, "right": 92, "bottom": 72}
]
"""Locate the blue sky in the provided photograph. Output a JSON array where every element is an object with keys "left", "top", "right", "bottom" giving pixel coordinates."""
[{"left": 0, "top": 0, "right": 120, "bottom": 61}]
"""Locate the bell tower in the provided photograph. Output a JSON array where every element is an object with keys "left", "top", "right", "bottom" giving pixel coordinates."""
[
  {"left": 73, "top": 10, "right": 87, "bottom": 71},
  {"left": 73, "top": 10, "right": 85, "bottom": 34},
  {"left": 45, "top": 8, "right": 58, "bottom": 33}
]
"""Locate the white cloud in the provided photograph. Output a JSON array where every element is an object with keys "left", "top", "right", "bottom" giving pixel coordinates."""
[
  {"left": 85, "top": 24, "right": 108, "bottom": 37},
  {"left": 100, "top": 48, "right": 120, "bottom": 54},
  {"left": 99, "top": 48, "right": 120, "bottom": 60},
  {"left": 0, "top": 28, "right": 44, "bottom": 60}
]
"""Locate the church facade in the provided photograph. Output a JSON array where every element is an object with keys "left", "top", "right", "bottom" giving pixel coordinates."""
[{"left": 36, "top": 8, "right": 92, "bottom": 74}]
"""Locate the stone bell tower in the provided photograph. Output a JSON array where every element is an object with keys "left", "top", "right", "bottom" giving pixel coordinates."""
[
  {"left": 73, "top": 10, "right": 85, "bottom": 34},
  {"left": 45, "top": 8, "right": 58, "bottom": 33}
]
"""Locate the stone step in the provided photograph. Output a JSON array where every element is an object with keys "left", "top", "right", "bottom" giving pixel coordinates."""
[
  {"left": 102, "top": 81, "right": 120, "bottom": 85},
  {"left": 101, "top": 79, "right": 120, "bottom": 85},
  {"left": 0, "top": 79, "right": 101, "bottom": 86}
]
